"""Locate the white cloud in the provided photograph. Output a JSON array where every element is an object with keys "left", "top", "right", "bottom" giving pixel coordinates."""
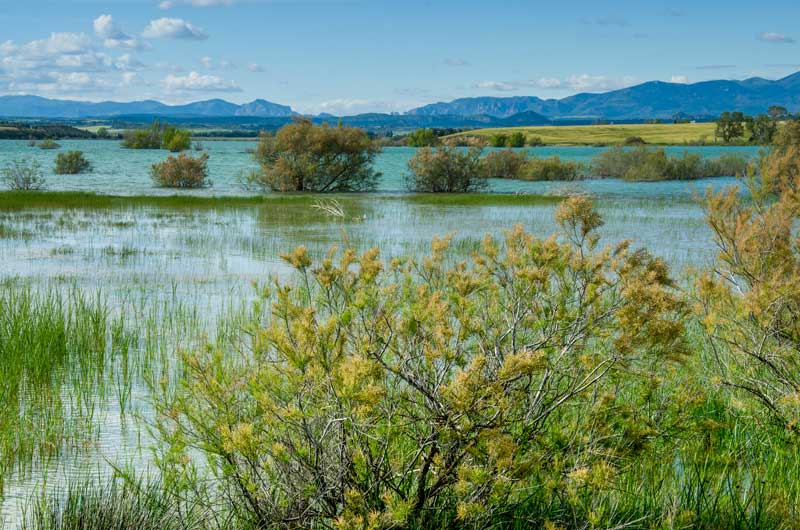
[
  {"left": 121, "top": 72, "right": 146, "bottom": 86},
  {"left": 302, "top": 98, "right": 407, "bottom": 116},
  {"left": 475, "top": 80, "right": 517, "bottom": 91},
  {"left": 199, "top": 56, "right": 235, "bottom": 70},
  {"left": 670, "top": 74, "right": 689, "bottom": 84},
  {"left": 115, "top": 54, "right": 146, "bottom": 71},
  {"left": 444, "top": 58, "right": 468, "bottom": 67},
  {"left": 535, "top": 77, "right": 562, "bottom": 89},
  {"left": 564, "top": 73, "right": 638, "bottom": 91},
  {"left": 142, "top": 18, "right": 209, "bottom": 40},
  {"left": 757, "top": 32, "right": 795, "bottom": 44},
  {"left": 3, "top": 32, "right": 93, "bottom": 58},
  {"left": 247, "top": 63, "right": 265, "bottom": 72},
  {"left": 163, "top": 70, "right": 241, "bottom": 92},
  {"left": 93, "top": 15, "right": 151, "bottom": 50}
]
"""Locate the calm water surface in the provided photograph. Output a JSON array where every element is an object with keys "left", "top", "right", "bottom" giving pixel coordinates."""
[{"left": 0, "top": 140, "right": 758, "bottom": 524}]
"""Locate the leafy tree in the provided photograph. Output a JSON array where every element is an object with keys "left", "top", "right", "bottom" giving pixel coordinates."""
[
  {"left": 406, "top": 146, "right": 486, "bottom": 192},
  {"left": 768, "top": 105, "right": 789, "bottom": 120},
  {"left": 54, "top": 151, "right": 92, "bottom": 174},
  {"left": 406, "top": 128, "right": 440, "bottom": 147},
  {"left": 489, "top": 133, "right": 509, "bottom": 147},
  {"left": 150, "top": 153, "right": 211, "bottom": 188},
  {"left": 715, "top": 112, "right": 746, "bottom": 143},
  {"left": 162, "top": 126, "right": 192, "bottom": 152},
  {"left": 249, "top": 119, "right": 381, "bottom": 192},
  {"left": 760, "top": 120, "right": 800, "bottom": 193},
  {"left": 122, "top": 120, "right": 163, "bottom": 149},
  {"left": 153, "top": 198, "right": 685, "bottom": 529},
  {"left": 746, "top": 114, "right": 778, "bottom": 145},
  {"left": 38, "top": 139, "right": 60, "bottom": 150},
  {"left": 507, "top": 131, "right": 526, "bottom": 147},
  {"left": 2, "top": 158, "right": 45, "bottom": 190},
  {"left": 479, "top": 149, "right": 528, "bottom": 178}
]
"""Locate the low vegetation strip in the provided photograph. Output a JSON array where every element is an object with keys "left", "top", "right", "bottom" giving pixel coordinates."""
[{"left": 447, "top": 122, "right": 721, "bottom": 146}]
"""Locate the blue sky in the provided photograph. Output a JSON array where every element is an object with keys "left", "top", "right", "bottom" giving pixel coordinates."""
[{"left": 0, "top": 0, "right": 798, "bottom": 114}]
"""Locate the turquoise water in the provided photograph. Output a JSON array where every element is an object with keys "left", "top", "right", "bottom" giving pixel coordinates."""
[
  {"left": 0, "top": 140, "right": 761, "bottom": 197},
  {"left": 0, "top": 140, "right": 760, "bottom": 524}
]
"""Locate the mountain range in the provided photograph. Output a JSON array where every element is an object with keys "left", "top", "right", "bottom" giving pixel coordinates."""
[
  {"left": 0, "top": 95, "right": 293, "bottom": 119},
  {"left": 1, "top": 72, "right": 799, "bottom": 122},
  {"left": 407, "top": 72, "right": 800, "bottom": 120}
]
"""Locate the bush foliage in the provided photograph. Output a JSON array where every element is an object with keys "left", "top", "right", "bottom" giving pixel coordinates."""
[
  {"left": 154, "top": 198, "right": 686, "bottom": 529},
  {"left": 249, "top": 119, "right": 382, "bottom": 192},
  {"left": 592, "top": 146, "right": 750, "bottom": 181},
  {"left": 406, "top": 146, "right": 487, "bottom": 192},
  {"left": 122, "top": 120, "right": 192, "bottom": 151},
  {"left": 2, "top": 158, "right": 46, "bottom": 190},
  {"left": 54, "top": 151, "right": 92, "bottom": 174},
  {"left": 150, "top": 152, "right": 211, "bottom": 188}
]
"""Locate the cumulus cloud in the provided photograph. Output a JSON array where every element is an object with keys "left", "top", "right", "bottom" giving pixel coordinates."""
[
  {"left": 757, "top": 32, "right": 795, "bottom": 44},
  {"left": 302, "top": 98, "right": 407, "bottom": 116},
  {"left": 143, "top": 18, "right": 209, "bottom": 40},
  {"left": 474, "top": 80, "right": 518, "bottom": 91},
  {"left": 94, "top": 15, "right": 150, "bottom": 50},
  {"left": 670, "top": 74, "right": 689, "bottom": 84},
  {"left": 115, "top": 54, "right": 146, "bottom": 71},
  {"left": 163, "top": 70, "right": 241, "bottom": 92},
  {"left": 472, "top": 74, "right": 638, "bottom": 94},
  {"left": 247, "top": 63, "right": 265, "bottom": 72},
  {"left": 199, "top": 56, "right": 234, "bottom": 70}
]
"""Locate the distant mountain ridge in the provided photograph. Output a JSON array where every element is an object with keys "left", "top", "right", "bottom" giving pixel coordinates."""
[
  {"left": 0, "top": 95, "right": 293, "bottom": 119},
  {"left": 2, "top": 71, "right": 800, "bottom": 122},
  {"left": 407, "top": 72, "right": 800, "bottom": 120}
]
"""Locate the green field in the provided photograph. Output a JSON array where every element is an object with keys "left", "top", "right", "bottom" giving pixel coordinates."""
[{"left": 449, "top": 122, "right": 724, "bottom": 145}]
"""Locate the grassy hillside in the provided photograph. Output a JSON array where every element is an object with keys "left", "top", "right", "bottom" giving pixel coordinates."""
[{"left": 448, "top": 122, "right": 724, "bottom": 146}]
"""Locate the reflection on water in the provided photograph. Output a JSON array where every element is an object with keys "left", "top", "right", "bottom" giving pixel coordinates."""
[{"left": 0, "top": 141, "right": 752, "bottom": 524}]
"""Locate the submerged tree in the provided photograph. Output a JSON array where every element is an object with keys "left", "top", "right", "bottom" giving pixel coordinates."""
[
  {"left": 248, "top": 118, "right": 382, "bottom": 192},
  {"left": 154, "top": 198, "right": 686, "bottom": 529},
  {"left": 406, "top": 146, "right": 486, "bottom": 192}
]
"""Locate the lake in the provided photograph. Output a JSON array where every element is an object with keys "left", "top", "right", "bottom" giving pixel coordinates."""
[{"left": 0, "top": 141, "right": 759, "bottom": 524}]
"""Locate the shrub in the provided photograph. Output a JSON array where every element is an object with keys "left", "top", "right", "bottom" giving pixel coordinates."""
[
  {"left": 523, "top": 156, "right": 584, "bottom": 181},
  {"left": 122, "top": 120, "right": 192, "bottom": 151},
  {"left": 593, "top": 146, "right": 749, "bottom": 181},
  {"left": 697, "top": 155, "right": 800, "bottom": 432},
  {"left": 38, "top": 139, "right": 60, "bottom": 150},
  {"left": 162, "top": 126, "right": 191, "bottom": 152},
  {"left": 406, "top": 146, "right": 487, "bottom": 192},
  {"left": 249, "top": 119, "right": 381, "bottom": 192},
  {"left": 527, "top": 135, "right": 544, "bottom": 146},
  {"left": 150, "top": 153, "right": 211, "bottom": 188},
  {"left": 54, "top": 151, "right": 92, "bottom": 174},
  {"left": 122, "top": 121, "right": 162, "bottom": 149},
  {"left": 154, "top": 198, "right": 685, "bottom": 529},
  {"left": 489, "top": 133, "right": 509, "bottom": 147},
  {"left": 508, "top": 131, "right": 526, "bottom": 147},
  {"left": 480, "top": 148, "right": 529, "bottom": 179},
  {"left": 760, "top": 119, "right": 800, "bottom": 193},
  {"left": 625, "top": 136, "right": 647, "bottom": 145},
  {"left": 2, "top": 158, "right": 46, "bottom": 190},
  {"left": 406, "top": 128, "right": 440, "bottom": 147}
]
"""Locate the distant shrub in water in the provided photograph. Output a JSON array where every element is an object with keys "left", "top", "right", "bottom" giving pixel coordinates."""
[
  {"left": 150, "top": 153, "right": 211, "bottom": 188},
  {"left": 406, "top": 146, "right": 487, "bottom": 192},
  {"left": 527, "top": 135, "right": 544, "bottom": 146},
  {"left": 593, "top": 146, "right": 749, "bottom": 181},
  {"left": 406, "top": 128, "right": 440, "bottom": 147},
  {"left": 507, "top": 131, "right": 526, "bottom": 147},
  {"left": 162, "top": 126, "right": 191, "bottom": 152},
  {"left": 480, "top": 148, "right": 529, "bottom": 179},
  {"left": 522, "top": 156, "right": 585, "bottom": 181},
  {"left": 249, "top": 118, "right": 381, "bottom": 192},
  {"left": 489, "top": 133, "right": 509, "bottom": 147},
  {"left": 625, "top": 136, "right": 647, "bottom": 145},
  {"left": 122, "top": 120, "right": 192, "bottom": 151},
  {"left": 122, "top": 122, "right": 162, "bottom": 149},
  {"left": 38, "top": 139, "right": 60, "bottom": 150},
  {"left": 2, "top": 158, "right": 46, "bottom": 190},
  {"left": 54, "top": 151, "right": 92, "bottom": 174}
]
